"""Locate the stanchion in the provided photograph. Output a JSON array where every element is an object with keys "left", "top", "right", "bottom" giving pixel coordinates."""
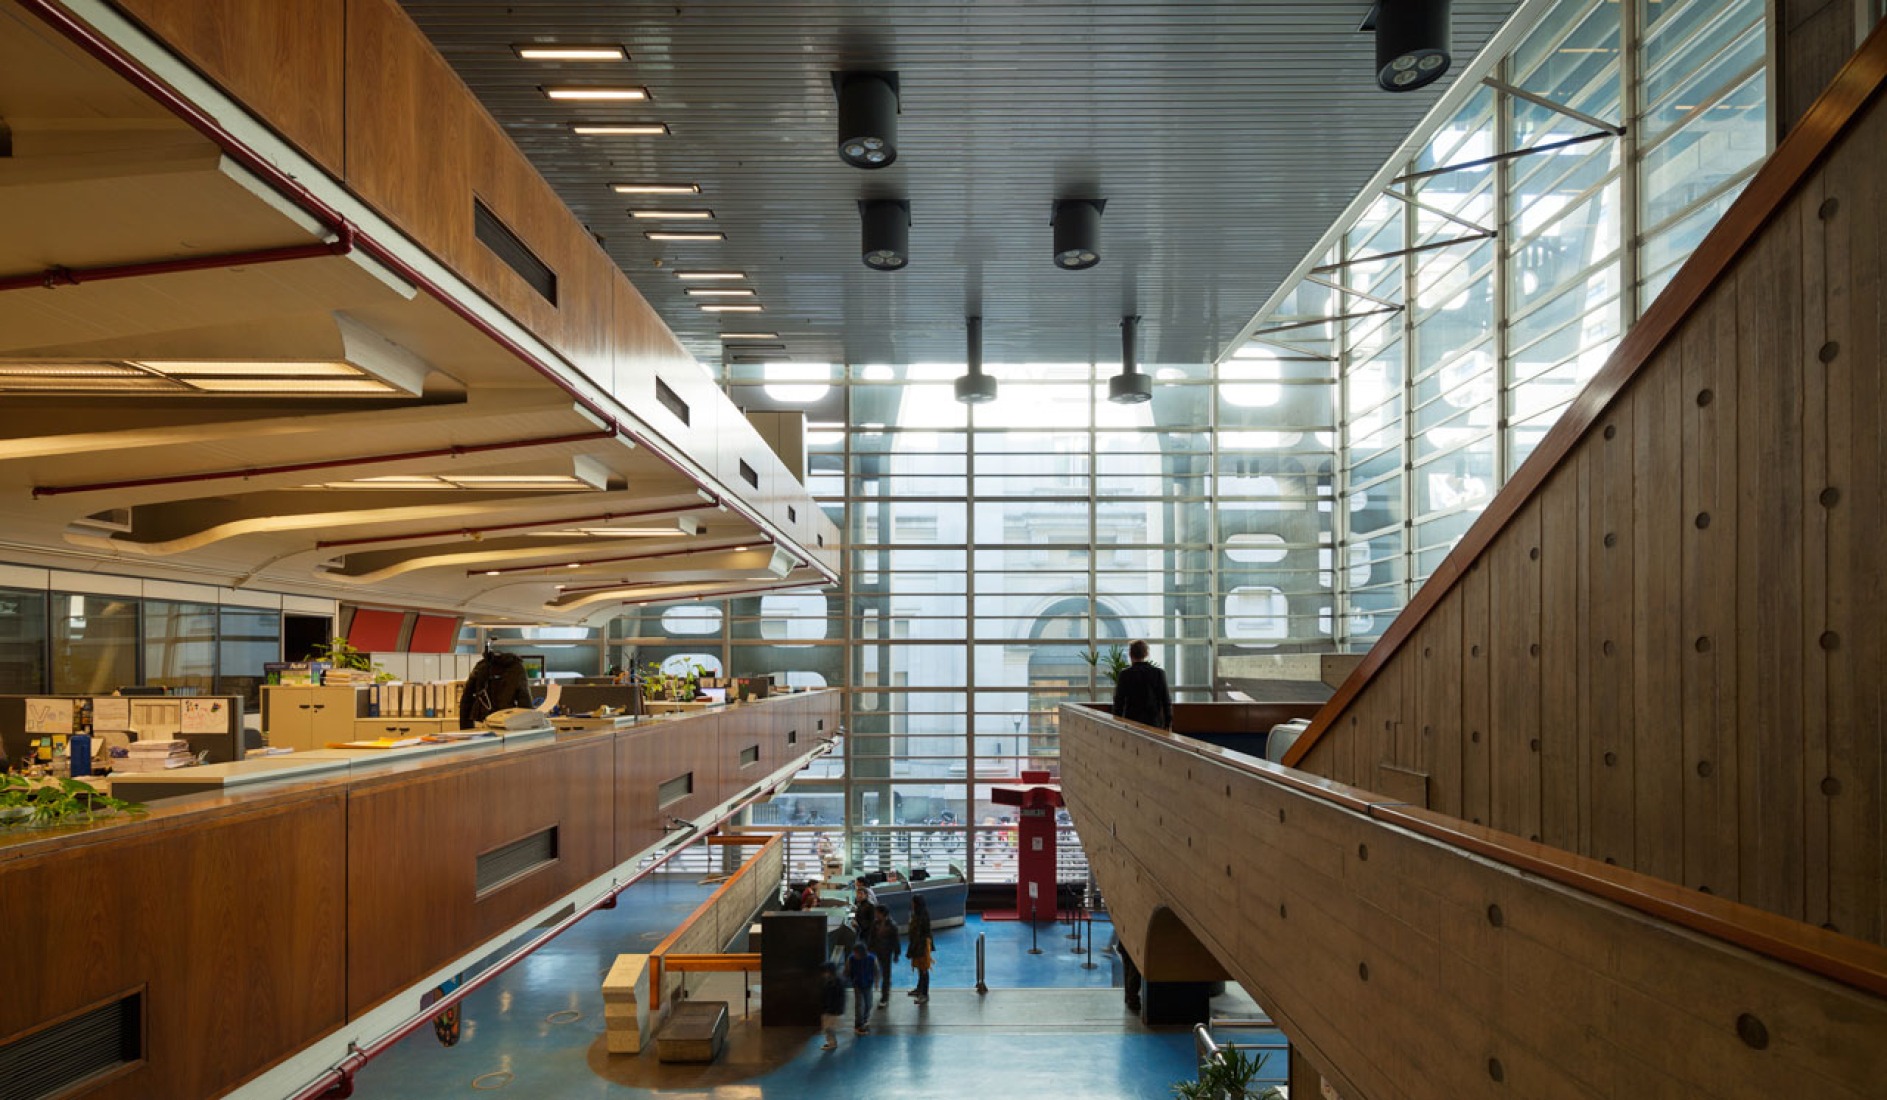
[
  {"left": 1065, "top": 896, "right": 1082, "bottom": 939},
  {"left": 1028, "top": 901, "right": 1044, "bottom": 954},
  {"left": 975, "top": 932, "right": 988, "bottom": 994},
  {"left": 1072, "top": 910, "right": 1089, "bottom": 955},
  {"left": 1080, "top": 915, "right": 1098, "bottom": 969}
]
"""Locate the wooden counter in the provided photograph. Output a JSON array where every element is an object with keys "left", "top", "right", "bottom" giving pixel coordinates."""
[{"left": 0, "top": 691, "right": 837, "bottom": 1099}]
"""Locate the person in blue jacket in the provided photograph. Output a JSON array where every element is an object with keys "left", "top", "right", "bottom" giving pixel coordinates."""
[{"left": 846, "top": 941, "right": 879, "bottom": 1033}]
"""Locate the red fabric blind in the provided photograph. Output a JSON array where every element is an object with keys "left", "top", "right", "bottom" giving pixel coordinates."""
[
  {"left": 408, "top": 614, "right": 460, "bottom": 654},
  {"left": 346, "top": 608, "right": 403, "bottom": 653}
]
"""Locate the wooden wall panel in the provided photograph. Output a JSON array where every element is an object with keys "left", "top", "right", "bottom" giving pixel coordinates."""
[
  {"left": 345, "top": 738, "right": 616, "bottom": 1016},
  {"left": 1291, "top": 40, "right": 1887, "bottom": 948},
  {"left": 0, "top": 793, "right": 347, "bottom": 1100},
  {"left": 108, "top": 0, "right": 347, "bottom": 172},
  {"left": 1062, "top": 711, "right": 1887, "bottom": 1100}
]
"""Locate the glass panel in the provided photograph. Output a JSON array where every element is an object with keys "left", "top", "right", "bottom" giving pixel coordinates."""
[
  {"left": 217, "top": 606, "right": 280, "bottom": 710},
  {"left": 52, "top": 593, "right": 138, "bottom": 695},
  {"left": 143, "top": 600, "right": 216, "bottom": 695},
  {"left": 0, "top": 588, "right": 48, "bottom": 694}
]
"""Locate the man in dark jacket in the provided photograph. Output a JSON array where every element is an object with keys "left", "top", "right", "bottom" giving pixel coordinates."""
[
  {"left": 867, "top": 905, "right": 901, "bottom": 1006},
  {"left": 1112, "top": 639, "right": 1172, "bottom": 729},
  {"left": 846, "top": 941, "right": 878, "bottom": 1033},
  {"left": 459, "top": 649, "right": 534, "bottom": 729}
]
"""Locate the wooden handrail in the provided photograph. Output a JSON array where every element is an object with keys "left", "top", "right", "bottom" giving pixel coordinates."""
[
  {"left": 1285, "top": 19, "right": 1887, "bottom": 769},
  {"left": 647, "top": 832, "right": 784, "bottom": 1010},
  {"left": 1072, "top": 707, "right": 1887, "bottom": 1000}
]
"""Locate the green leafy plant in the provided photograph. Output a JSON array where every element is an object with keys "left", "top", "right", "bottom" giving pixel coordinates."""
[
  {"left": 0, "top": 774, "right": 147, "bottom": 829},
  {"left": 1081, "top": 644, "right": 1132, "bottom": 686},
  {"left": 1172, "top": 1047, "right": 1280, "bottom": 1100},
  {"left": 312, "top": 636, "right": 372, "bottom": 671}
]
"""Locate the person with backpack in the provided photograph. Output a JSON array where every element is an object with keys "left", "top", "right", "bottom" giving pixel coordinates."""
[
  {"left": 458, "top": 648, "right": 533, "bottom": 729},
  {"left": 906, "top": 894, "right": 935, "bottom": 1004},
  {"left": 846, "top": 941, "right": 878, "bottom": 1034}
]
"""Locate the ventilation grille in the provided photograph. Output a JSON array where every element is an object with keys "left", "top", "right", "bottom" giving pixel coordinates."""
[
  {"left": 0, "top": 992, "right": 141, "bottom": 1100},
  {"left": 656, "top": 378, "right": 690, "bottom": 425},
  {"left": 787, "top": 505, "right": 798, "bottom": 523},
  {"left": 787, "top": 727, "right": 799, "bottom": 745},
  {"left": 740, "top": 744, "right": 760, "bottom": 767},
  {"left": 739, "top": 460, "right": 759, "bottom": 489},
  {"left": 474, "top": 199, "right": 557, "bottom": 304},
  {"left": 659, "top": 772, "right": 694, "bottom": 807},
  {"left": 476, "top": 826, "right": 559, "bottom": 897}
]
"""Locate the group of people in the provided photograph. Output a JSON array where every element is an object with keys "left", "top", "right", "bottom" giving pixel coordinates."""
[{"left": 817, "top": 881, "right": 935, "bottom": 1049}]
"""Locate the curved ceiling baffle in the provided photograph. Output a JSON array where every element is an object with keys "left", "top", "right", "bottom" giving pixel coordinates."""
[{"left": 0, "top": 0, "right": 839, "bottom": 625}]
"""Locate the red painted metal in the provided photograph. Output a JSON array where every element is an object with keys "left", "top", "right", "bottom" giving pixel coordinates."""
[
  {"left": 30, "top": 428, "right": 615, "bottom": 499},
  {"left": 0, "top": 236, "right": 356, "bottom": 293}
]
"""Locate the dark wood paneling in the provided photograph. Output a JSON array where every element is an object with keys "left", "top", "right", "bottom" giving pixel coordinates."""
[
  {"left": 345, "top": 738, "right": 616, "bottom": 1016},
  {"left": 0, "top": 793, "right": 347, "bottom": 1100},
  {"left": 1293, "top": 27, "right": 1887, "bottom": 948},
  {"left": 108, "top": 0, "right": 347, "bottom": 172}
]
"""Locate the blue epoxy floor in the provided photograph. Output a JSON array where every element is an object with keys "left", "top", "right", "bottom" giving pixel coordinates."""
[{"left": 353, "top": 877, "right": 1197, "bottom": 1098}]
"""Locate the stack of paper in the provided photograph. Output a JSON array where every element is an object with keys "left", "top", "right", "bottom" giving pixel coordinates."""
[{"left": 111, "top": 739, "right": 195, "bottom": 772}]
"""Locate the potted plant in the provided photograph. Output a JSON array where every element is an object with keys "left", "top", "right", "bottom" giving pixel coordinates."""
[
  {"left": 1081, "top": 644, "right": 1131, "bottom": 691},
  {"left": 1172, "top": 1047, "right": 1279, "bottom": 1099}
]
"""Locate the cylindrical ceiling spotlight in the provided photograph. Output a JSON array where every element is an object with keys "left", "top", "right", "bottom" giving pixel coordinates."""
[
  {"left": 1051, "top": 199, "right": 1106, "bottom": 269},
  {"left": 1376, "top": 0, "right": 1452, "bottom": 92},
  {"left": 1108, "top": 315, "right": 1152, "bottom": 404},
  {"left": 955, "top": 316, "right": 997, "bottom": 404},
  {"left": 835, "top": 72, "right": 900, "bottom": 168},
  {"left": 859, "top": 199, "right": 910, "bottom": 270}
]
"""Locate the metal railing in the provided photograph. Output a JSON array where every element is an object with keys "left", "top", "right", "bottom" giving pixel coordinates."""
[{"left": 1193, "top": 1018, "right": 1290, "bottom": 1092}]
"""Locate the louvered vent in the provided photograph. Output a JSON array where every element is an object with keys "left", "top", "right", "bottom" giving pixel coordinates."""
[
  {"left": 656, "top": 378, "right": 690, "bottom": 425},
  {"left": 787, "top": 727, "right": 799, "bottom": 745},
  {"left": 473, "top": 199, "right": 557, "bottom": 304},
  {"left": 0, "top": 992, "right": 141, "bottom": 1100},
  {"left": 740, "top": 744, "right": 760, "bottom": 767},
  {"left": 475, "top": 826, "right": 559, "bottom": 898},
  {"left": 739, "top": 460, "right": 759, "bottom": 489},
  {"left": 658, "top": 772, "right": 694, "bottom": 807}
]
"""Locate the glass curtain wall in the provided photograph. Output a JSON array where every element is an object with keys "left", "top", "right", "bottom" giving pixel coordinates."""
[{"left": 1254, "top": 0, "right": 1768, "bottom": 645}]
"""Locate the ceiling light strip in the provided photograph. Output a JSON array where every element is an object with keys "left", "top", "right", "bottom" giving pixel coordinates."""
[
  {"left": 314, "top": 501, "right": 711, "bottom": 550},
  {"left": 543, "top": 86, "right": 648, "bottom": 101},
  {"left": 515, "top": 45, "right": 627, "bottom": 61},
  {"left": 32, "top": 428, "right": 616, "bottom": 499},
  {"left": 468, "top": 538, "right": 755, "bottom": 577},
  {"left": 571, "top": 123, "right": 669, "bottom": 136}
]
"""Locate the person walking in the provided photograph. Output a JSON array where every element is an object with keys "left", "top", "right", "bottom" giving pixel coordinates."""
[
  {"left": 1111, "top": 639, "right": 1172, "bottom": 729},
  {"left": 868, "top": 904, "right": 901, "bottom": 1006},
  {"left": 818, "top": 962, "right": 845, "bottom": 1050},
  {"left": 846, "top": 941, "right": 879, "bottom": 1033},
  {"left": 906, "top": 895, "right": 935, "bottom": 1004}
]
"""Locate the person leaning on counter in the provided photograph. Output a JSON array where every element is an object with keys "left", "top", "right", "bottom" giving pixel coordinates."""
[{"left": 459, "top": 649, "right": 533, "bottom": 729}]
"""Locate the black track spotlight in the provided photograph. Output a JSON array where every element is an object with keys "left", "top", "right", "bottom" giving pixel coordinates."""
[
  {"left": 1051, "top": 199, "right": 1105, "bottom": 270},
  {"left": 859, "top": 199, "right": 910, "bottom": 270},
  {"left": 1109, "top": 315, "right": 1152, "bottom": 404},
  {"left": 954, "top": 316, "right": 997, "bottom": 404},
  {"left": 1375, "top": 0, "right": 1452, "bottom": 92},
  {"left": 834, "top": 72, "right": 900, "bottom": 168}
]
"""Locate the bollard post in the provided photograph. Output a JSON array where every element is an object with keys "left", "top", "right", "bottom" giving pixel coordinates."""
[
  {"left": 1080, "top": 915, "right": 1098, "bottom": 969},
  {"left": 1028, "top": 901, "right": 1044, "bottom": 954},
  {"left": 1073, "top": 910, "right": 1089, "bottom": 955},
  {"left": 975, "top": 931, "right": 988, "bottom": 994}
]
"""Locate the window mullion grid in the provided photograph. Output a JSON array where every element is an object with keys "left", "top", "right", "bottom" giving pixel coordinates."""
[
  {"left": 1331, "top": 292, "right": 1354, "bottom": 651},
  {"left": 1495, "top": 53, "right": 1516, "bottom": 485},
  {"left": 1400, "top": 195, "right": 1418, "bottom": 604},
  {"left": 1622, "top": 0, "right": 1645, "bottom": 327}
]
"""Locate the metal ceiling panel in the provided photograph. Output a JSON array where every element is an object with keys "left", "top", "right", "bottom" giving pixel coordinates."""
[{"left": 402, "top": 1, "right": 1525, "bottom": 367}]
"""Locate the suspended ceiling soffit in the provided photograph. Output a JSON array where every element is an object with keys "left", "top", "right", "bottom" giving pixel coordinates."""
[{"left": 402, "top": 0, "right": 1526, "bottom": 367}]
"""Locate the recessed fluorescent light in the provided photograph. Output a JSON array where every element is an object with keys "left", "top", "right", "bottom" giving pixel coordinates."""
[
  {"left": 686, "top": 288, "right": 755, "bottom": 297},
  {"left": 719, "top": 332, "right": 779, "bottom": 340},
  {"left": 613, "top": 183, "right": 700, "bottom": 194},
  {"left": 701, "top": 304, "right": 763, "bottom": 312},
  {"left": 571, "top": 123, "right": 668, "bottom": 136},
  {"left": 645, "top": 231, "right": 725, "bottom": 241},
  {"left": 515, "top": 45, "right": 627, "bottom": 61},
  {"left": 543, "top": 86, "right": 648, "bottom": 101},
  {"left": 139, "top": 360, "right": 365, "bottom": 377},
  {"left": 630, "top": 209, "right": 714, "bottom": 219},
  {"left": 186, "top": 377, "right": 395, "bottom": 394},
  {"left": 675, "top": 271, "right": 745, "bottom": 280}
]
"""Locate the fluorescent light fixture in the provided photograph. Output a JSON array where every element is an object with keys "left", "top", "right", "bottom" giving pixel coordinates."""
[
  {"left": 613, "top": 182, "right": 699, "bottom": 194},
  {"left": 309, "top": 473, "right": 596, "bottom": 491},
  {"left": 516, "top": 45, "right": 626, "bottom": 61},
  {"left": 676, "top": 271, "right": 745, "bottom": 280},
  {"left": 142, "top": 360, "right": 365, "bottom": 377},
  {"left": 701, "top": 304, "right": 763, "bottom": 312},
  {"left": 630, "top": 209, "right": 714, "bottom": 219},
  {"left": 0, "top": 362, "right": 142, "bottom": 377},
  {"left": 485, "top": 570, "right": 501, "bottom": 576},
  {"left": 645, "top": 231, "right": 725, "bottom": 241},
  {"left": 544, "top": 86, "right": 648, "bottom": 101},
  {"left": 686, "top": 288, "right": 755, "bottom": 297},
  {"left": 529, "top": 527, "right": 682, "bottom": 538},
  {"left": 719, "top": 332, "right": 778, "bottom": 340},
  {"left": 571, "top": 123, "right": 668, "bottom": 136},
  {"left": 186, "top": 377, "right": 395, "bottom": 394}
]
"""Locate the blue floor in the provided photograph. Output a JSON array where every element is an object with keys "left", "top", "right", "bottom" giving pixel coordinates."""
[{"left": 353, "top": 876, "right": 1197, "bottom": 1098}]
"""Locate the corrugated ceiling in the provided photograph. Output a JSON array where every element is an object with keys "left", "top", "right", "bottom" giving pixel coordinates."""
[{"left": 401, "top": 1, "right": 1524, "bottom": 368}]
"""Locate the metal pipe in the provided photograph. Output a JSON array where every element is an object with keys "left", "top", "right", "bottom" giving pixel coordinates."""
[
  {"left": 0, "top": 236, "right": 356, "bottom": 294},
  {"left": 31, "top": 429, "right": 617, "bottom": 499}
]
